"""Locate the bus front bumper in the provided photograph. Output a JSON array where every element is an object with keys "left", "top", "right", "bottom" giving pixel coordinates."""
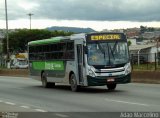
[{"left": 87, "top": 74, "right": 131, "bottom": 86}]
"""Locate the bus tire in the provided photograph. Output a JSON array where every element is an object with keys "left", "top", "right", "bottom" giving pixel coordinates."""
[
  {"left": 41, "top": 73, "right": 55, "bottom": 88},
  {"left": 107, "top": 84, "right": 117, "bottom": 90},
  {"left": 70, "top": 74, "right": 79, "bottom": 92}
]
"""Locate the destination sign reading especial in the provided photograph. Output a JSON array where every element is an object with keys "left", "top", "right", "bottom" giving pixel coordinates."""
[
  {"left": 91, "top": 34, "right": 121, "bottom": 40},
  {"left": 86, "top": 33, "right": 126, "bottom": 42}
]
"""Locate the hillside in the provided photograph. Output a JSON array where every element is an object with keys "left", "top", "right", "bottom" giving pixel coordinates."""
[{"left": 46, "top": 26, "right": 96, "bottom": 33}]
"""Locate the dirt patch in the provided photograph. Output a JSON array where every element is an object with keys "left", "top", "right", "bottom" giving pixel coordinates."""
[
  {"left": 0, "top": 69, "right": 29, "bottom": 77},
  {"left": 131, "top": 71, "right": 160, "bottom": 84}
]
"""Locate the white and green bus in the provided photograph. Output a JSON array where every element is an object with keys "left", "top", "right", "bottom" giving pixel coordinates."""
[{"left": 28, "top": 32, "right": 131, "bottom": 91}]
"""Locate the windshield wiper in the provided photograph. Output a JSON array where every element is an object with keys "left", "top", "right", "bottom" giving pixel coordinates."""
[
  {"left": 97, "top": 42, "right": 105, "bottom": 58},
  {"left": 109, "top": 42, "right": 118, "bottom": 60},
  {"left": 112, "top": 42, "right": 118, "bottom": 53},
  {"left": 109, "top": 45, "right": 115, "bottom": 60},
  {"left": 106, "top": 43, "right": 111, "bottom": 65}
]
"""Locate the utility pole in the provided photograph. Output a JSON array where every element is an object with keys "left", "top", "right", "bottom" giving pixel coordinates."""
[
  {"left": 5, "top": 0, "right": 9, "bottom": 61},
  {"left": 156, "top": 36, "right": 160, "bottom": 66},
  {"left": 27, "top": 13, "right": 34, "bottom": 30}
]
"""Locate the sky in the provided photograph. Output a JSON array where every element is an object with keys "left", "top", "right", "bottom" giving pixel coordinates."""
[{"left": 0, "top": 0, "right": 160, "bottom": 31}]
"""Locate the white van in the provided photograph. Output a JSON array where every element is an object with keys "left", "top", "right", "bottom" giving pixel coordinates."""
[{"left": 10, "top": 58, "right": 28, "bottom": 69}]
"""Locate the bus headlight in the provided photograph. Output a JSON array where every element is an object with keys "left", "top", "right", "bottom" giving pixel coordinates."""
[
  {"left": 124, "top": 63, "right": 131, "bottom": 75},
  {"left": 88, "top": 67, "right": 96, "bottom": 77},
  {"left": 88, "top": 69, "right": 95, "bottom": 77}
]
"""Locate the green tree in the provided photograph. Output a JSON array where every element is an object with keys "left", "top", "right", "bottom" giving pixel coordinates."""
[
  {"left": 140, "top": 26, "right": 147, "bottom": 34},
  {"left": 3, "top": 29, "right": 73, "bottom": 54},
  {"left": 148, "top": 27, "right": 155, "bottom": 32},
  {"left": 128, "top": 40, "right": 132, "bottom": 46}
]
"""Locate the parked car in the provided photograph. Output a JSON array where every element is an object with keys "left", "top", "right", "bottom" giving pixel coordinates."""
[{"left": 10, "top": 58, "right": 28, "bottom": 69}]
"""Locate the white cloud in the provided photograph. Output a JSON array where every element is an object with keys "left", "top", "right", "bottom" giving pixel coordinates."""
[
  {"left": 18, "top": 1, "right": 39, "bottom": 11},
  {"left": 1, "top": 0, "right": 160, "bottom": 21},
  {"left": 1, "top": 19, "right": 160, "bottom": 31},
  {"left": 0, "top": 0, "right": 160, "bottom": 30}
]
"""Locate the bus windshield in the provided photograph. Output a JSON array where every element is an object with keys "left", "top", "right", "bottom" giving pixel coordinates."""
[{"left": 87, "top": 42, "right": 129, "bottom": 66}]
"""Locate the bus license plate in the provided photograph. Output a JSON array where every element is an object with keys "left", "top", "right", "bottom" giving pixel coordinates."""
[{"left": 107, "top": 78, "right": 115, "bottom": 82}]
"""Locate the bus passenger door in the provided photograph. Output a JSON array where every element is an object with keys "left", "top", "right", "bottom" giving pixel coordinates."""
[{"left": 77, "top": 44, "right": 83, "bottom": 84}]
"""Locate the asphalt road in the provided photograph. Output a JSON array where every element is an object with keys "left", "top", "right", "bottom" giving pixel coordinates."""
[{"left": 0, "top": 76, "right": 160, "bottom": 118}]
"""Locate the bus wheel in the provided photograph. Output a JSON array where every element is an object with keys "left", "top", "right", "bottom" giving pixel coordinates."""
[
  {"left": 70, "top": 74, "right": 79, "bottom": 92},
  {"left": 107, "top": 84, "right": 117, "bottom": 90},
  {"left": 41, "top": 73, "right": 55, "bottom": 88}
]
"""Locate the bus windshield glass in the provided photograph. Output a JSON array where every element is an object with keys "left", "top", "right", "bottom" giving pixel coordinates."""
[{"left": 87, "top": 42, "right": 129, "bottom": 66}]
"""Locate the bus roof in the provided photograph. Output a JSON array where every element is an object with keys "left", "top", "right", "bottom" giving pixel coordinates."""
[
  {"left": 28, "top": 37, "right": 69, "bottom": 46},
  {"left": 28, "top": 32, "right": 126, "bottom": 46}
]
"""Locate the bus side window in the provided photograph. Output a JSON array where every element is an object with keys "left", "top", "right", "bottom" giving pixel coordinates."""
[{"left": 66, "top": 42, "right": 74, "bottom": 59}]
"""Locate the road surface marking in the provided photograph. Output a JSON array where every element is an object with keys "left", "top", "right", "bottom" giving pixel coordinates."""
[
  {"left": 55, "top": 113, "right": 69, "bottom": 118},
  {"left": 20, "top": 106, "right": 30, "bottom": 109},
  {"left": 5, "top": 102, "right": 16, "bottom": 105},
  {"left": 34, "top": 109, "right": 47, "bottom": 112},
  {"left": 105, "top": 98, "right": 149, "bottom": 106}
]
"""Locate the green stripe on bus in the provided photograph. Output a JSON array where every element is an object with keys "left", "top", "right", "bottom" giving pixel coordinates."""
[
  {"left": 28, "top": 37, "right": 62, "bottom": 46},
  {"left": 32, "top": 61, "right": 64, "bottom": 70}
]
